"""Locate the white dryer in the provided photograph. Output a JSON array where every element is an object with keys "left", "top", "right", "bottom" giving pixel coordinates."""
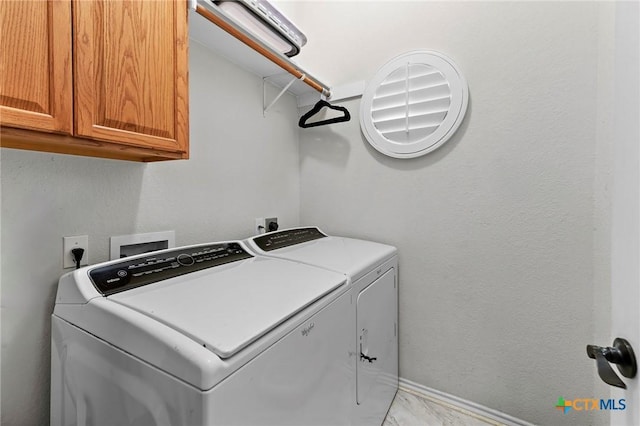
[
  {"left": 245, "top": 227, "right": 399, "bottom": 426},
  {"left": 51, "top": 241, "right": 354, "bottom": 425}
]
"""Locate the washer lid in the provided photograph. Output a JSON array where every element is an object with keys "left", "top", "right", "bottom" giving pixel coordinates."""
[{"left": 109, "top": 256, "right": 346, "bottom": 359}]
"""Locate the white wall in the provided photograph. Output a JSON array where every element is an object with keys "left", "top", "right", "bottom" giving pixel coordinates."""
[
  {"left": 0, "top": 41, "right": 301, "bottom": 425},
  {"left": 288, "top": 2, "right": 613, "bottom": 425}
]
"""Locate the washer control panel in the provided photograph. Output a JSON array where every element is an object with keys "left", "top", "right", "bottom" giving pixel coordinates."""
[
  {"left": 253, "top": 227, "right": 326, "bottom": 252},
  {"left": 89, "top": 242, "right": 252, "bottom": 296}
]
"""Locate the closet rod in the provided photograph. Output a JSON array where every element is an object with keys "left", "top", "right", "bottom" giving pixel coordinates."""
[{"left": 195, "top": 4, "right": 330, "bottom": 97}]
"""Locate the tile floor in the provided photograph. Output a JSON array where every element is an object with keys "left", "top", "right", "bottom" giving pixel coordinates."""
[{"left": 383, "top": 388, "right": 506, "bottom": 426}]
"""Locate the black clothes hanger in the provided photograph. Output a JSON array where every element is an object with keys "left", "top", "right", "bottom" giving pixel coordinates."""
[{"left": 298, "top": 99, "right": 351, "bottom": 128}]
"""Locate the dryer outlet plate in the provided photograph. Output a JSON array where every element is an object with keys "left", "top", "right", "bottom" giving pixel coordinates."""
[{"left": 255, "top": 217, "right": 278, "bottom": 235}]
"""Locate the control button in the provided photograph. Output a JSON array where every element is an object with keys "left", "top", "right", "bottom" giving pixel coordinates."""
[
  {"left": 171, "top": 262, "right": 180, "bottom": 268},
  {"left": 177, "top": 254, "right": 194, "bottom": 266},
  {"left": 117, "top": 270, "right": 128, "bottom": 278}
]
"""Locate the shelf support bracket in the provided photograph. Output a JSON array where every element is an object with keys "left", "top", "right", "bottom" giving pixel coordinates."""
[{"left": 263, "top": 74, "right": 306, "bottom": 116}]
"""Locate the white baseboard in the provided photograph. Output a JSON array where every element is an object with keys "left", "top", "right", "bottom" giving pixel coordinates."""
[{"left": 398, "top": 378, "right": 536, "bottom": 426}]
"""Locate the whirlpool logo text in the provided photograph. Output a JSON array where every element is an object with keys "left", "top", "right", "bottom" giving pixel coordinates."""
[{"left": 555, "top": 397, "right": 626, "bottom": 413}]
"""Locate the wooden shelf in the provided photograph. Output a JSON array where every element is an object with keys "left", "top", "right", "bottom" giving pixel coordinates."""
[{"left": 189, "top": 0, "right": 330, "bottom": 99}]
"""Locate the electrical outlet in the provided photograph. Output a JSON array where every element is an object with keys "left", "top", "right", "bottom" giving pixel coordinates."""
[
  {"left": 63, "top": 235, "right": 89, "bottom": 269},
  {"left": 255, "top": 218, "right": 266, "bottom": 235},
  {"left": 265, "top": 217, "right": 278, "bottom": 232},
  {"left": 255, "top": 217, "right": 278, "bottom": 235}
]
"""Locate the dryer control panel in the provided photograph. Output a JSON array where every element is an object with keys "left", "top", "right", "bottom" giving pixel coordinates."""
[
  {"left": 253, "top": 227, "right": 326, "bottom": 251},
  {"left": 89, "top": 242, "right": 252, "bottom": 296}
]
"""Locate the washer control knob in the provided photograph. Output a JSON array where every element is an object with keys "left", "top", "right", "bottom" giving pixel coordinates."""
[{"left": 176, "top": 254, "right": 194, "bottom": 266}]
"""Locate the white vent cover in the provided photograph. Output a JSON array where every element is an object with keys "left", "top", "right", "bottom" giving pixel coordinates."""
[{"left": 360, "top": 51, "right": 468, "bottom": 158}]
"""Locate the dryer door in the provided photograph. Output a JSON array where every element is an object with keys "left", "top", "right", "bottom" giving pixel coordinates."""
[{"left": 356, "top": 268, "right": 398, "bottom": 407}]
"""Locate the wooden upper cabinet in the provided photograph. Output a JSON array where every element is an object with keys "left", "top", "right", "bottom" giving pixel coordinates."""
[
  {"left": 0, "top": 0, "right": 188, "bottom": 162},
  {"left": 73, "top": 0, "right": 189, "bottom": 155},
  {"left": 0, "top": 0, "right": 73, "bottom": 134}
]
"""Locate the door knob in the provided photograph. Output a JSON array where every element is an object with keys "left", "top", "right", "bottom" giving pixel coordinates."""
[{"left": 586, "top": 338, "right": 637, "bottom": 389}]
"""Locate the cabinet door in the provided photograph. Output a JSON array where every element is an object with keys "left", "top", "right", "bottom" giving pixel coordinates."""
[
  {"left": 73, "top": 0, "right": 188, "bottom": 155},
  {"left": 0, "top": 0, "right": 72, "bottom": 134}
]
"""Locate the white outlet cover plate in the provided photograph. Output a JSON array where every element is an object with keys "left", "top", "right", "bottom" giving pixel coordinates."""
[{"left": 63, "top": 235, "right": 89, "bottom": 268}]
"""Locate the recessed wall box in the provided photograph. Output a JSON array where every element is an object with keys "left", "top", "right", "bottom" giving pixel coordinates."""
[{"left": 110, "top": 231, "right": 176, "bottom": 260}]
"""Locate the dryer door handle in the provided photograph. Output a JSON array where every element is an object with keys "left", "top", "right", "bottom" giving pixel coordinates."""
[
  {"left": 360, "top": 341, "right": 377, "bottom": 363},
  {"left": 360, "top": 352, "right": 377, "bottom": 363}
]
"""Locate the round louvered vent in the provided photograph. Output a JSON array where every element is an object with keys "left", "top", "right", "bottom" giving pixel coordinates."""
[{"left": 360, "top": 51, "right": 468, "bottom": 158}]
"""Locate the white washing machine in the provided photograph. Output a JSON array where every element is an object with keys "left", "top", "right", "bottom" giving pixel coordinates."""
[
  {"left": 51, "top": 240, "right": 355, "bottom": 425},
  {"left": 245, "top": 227, "right": 399, "bottom": 426}
]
